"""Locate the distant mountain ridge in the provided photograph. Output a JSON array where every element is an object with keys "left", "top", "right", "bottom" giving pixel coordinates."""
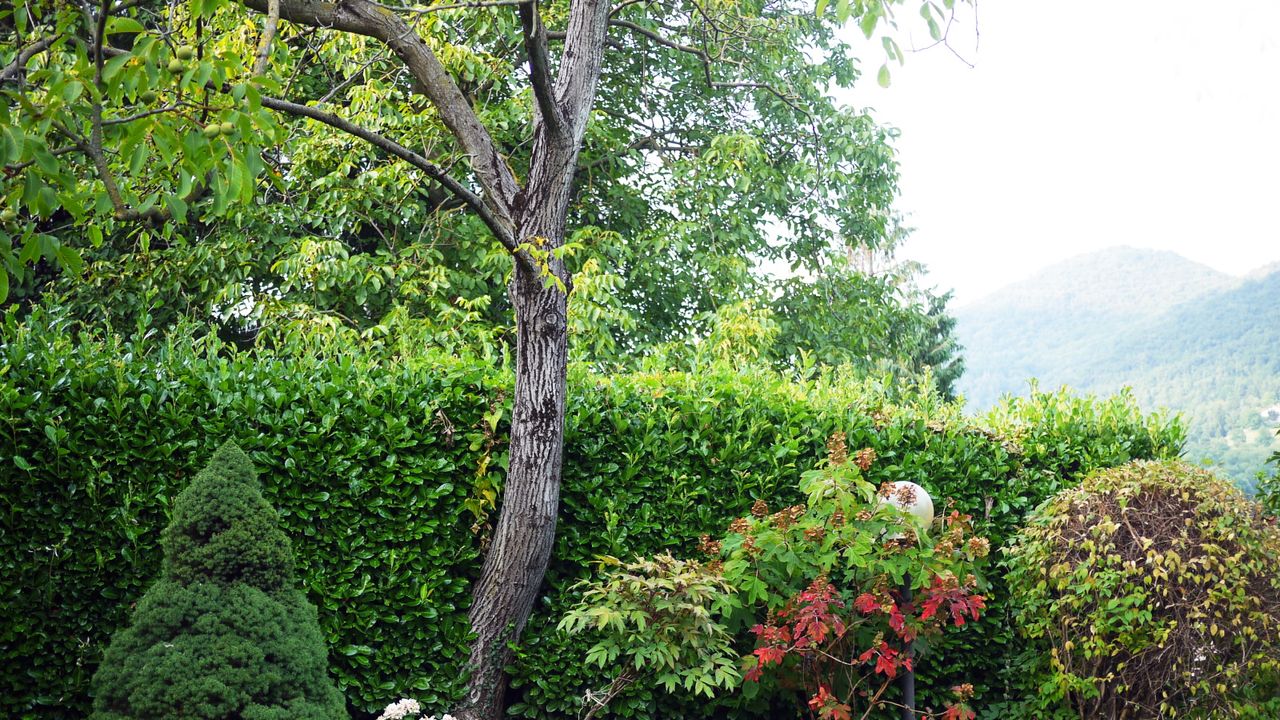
[
  {"left": 961, "top": 246, "right": 1236, "bottom": 318},
  {"left": 956, "top": 246, "right": 1280, "bottom": 488}
]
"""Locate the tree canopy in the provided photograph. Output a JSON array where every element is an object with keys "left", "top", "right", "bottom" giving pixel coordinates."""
[
  {"left": 2, "top": 0, "right": 960, "bottom": 371},
  {"left": 2, "top": 0, "right": 971, "bottom": 713}
]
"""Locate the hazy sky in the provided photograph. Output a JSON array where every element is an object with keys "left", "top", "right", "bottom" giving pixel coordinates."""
[{"left": 837, "top": 0, "right": 1280, "bottom": 305}]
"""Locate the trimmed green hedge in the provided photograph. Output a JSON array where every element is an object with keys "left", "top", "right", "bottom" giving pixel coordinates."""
[{"left": 0, "top": 316, "right": 1183, "bottom": 719}]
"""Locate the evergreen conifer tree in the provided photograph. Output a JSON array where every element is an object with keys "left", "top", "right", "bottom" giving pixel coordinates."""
[{"left": 90, "top": 441, "right": 346, "bottom": 720}]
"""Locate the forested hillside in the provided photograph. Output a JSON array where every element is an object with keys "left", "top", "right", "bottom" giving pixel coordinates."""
[{"left": 957, "top": 247, "right": 1280, "bottom": 489}]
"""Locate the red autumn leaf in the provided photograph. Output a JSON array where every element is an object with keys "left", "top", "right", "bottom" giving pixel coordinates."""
[
  {"left": 874, "top": 649, "right": 898, "bottom": 679},
  {"left": 942, "top": 704, "right": 976, "bottom": 720},
  {"left": 826, "top": 702, "right": 853, "bottom": 720},
  {"left": 889, "top": 606, "right": 906, "bottom": 634},
  {"left": 921, "top": 593, "right": 945, "bottom": 622},
  {"left": 854, "top": 592, "right": 879, "bottom": 614},
  {"left": 753, "top": 645, "right": 786, "bottom": 667}
]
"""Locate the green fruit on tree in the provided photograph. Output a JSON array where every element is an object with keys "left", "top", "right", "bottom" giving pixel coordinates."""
[
  {"left": 167, "top": 58, "right": 186, "bottom": 74},
  {"left": 139, "top": 90, "right": 158, "bottom": 104},
  {"left": 202, "top": 125, "right": 221, "bottom": 139},
  {"left": 0, "top": 209, "right": 17, "bottom": 223},
  {"left": 219, "top": 122, "right": 236, "bottom": 136},
  {"left": 175, "top": 46, "right": 195, "bottom": 60}
]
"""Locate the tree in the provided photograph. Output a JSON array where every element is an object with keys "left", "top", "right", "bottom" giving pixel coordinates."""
[
  {"left": 90, "top": 441, "right": 346, "bottom": 720},
  {"left": 1, "top": 0, "right": 966, "bottom": 715}
]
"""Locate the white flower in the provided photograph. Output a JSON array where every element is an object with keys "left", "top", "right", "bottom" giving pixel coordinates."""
[{"left": 377, "top": 698, "right": 422, "bottom": 720}]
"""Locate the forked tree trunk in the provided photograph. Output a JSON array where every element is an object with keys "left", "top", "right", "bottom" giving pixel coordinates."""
[{"left": 459, "top": 194, "right": 572, "bottom": 720}]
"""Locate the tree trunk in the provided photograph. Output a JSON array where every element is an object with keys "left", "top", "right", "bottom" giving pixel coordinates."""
[
  {"left": 459, "top": 194, "right": 571, "bottom": 719},
  {"left": 456, "top": 0, "right": 608, "bottom": 711}
]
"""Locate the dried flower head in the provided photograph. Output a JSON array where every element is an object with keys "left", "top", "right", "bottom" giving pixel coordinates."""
[
  {"left": 951, "top": 683, "right": 975, "bottom": 701},
  {"left": 827, "top": 431, "right": 849, "bottom": 466},
  {"left": 831, "top": 510, "right": 846, "bottom": 527},
  {"left": 728, "top": 517, "right": 752, "bottom": 535},
  {"left": 770, "top": 510, "right": 794, "bottom": 531},
  {"left": 698, "top": 534, "right": 722, "bottom": 556},
  {"left": 894, "top": 484, "right": 917, "bottom": 507},
  {"left": 751, "top": 499, "right": 769, "bottom": 519},
  {"left": 854, "top": 447, "right": 877, "bottom": 471},
  {"left": 967, "top": 537, "right": 991, "bottom": 558},
  {"left": 804, "top": 526, "right": 826, "bottom": 542}
]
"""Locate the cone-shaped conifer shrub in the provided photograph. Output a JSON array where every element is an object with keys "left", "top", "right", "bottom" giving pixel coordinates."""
[{"left": 90, "top": 442, "right": 345, "bottom": 720}]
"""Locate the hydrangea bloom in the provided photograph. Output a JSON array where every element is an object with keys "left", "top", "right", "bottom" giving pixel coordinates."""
[
  {"left": 377, "top": 699, "right": 421, "bottom": 720},
  {"left": 376, "top": 698, "right": 456, "bottom": 720}
]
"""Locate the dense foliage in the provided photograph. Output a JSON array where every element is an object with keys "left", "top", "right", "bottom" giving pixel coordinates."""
[
  {"left": 957, "top": 247, "right": 1280, "bottom": 488},
  {"left": 1003, "top": 460, "right": 1280, "bottom": 719},
  {"left": 1, "top": 0, "right": 902, "bottom": 345},
  {"left": 90, "top": 441, "right": 345, "bottom": 720},
  {"left": 565, "top": 441, "right": 990, "bottom": 720},
  {"left": 0, "top": 312, "right": 1181, "bottom": 718}
]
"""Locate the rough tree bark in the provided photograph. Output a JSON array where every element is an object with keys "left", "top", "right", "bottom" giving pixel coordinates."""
[{"left": 236, "top": 0, "right": 611, "bottom": 716}]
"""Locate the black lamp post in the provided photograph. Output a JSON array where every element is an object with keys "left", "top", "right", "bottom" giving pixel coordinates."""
[{"left": 880, "top": 481, "right": 934, "bottom": 720}]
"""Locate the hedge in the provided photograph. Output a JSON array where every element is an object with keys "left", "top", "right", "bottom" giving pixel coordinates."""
[{"left": 0, "top": 314, "right": 1184, "bottom": 719}]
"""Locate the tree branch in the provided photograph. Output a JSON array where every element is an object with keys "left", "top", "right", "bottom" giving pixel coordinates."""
[
  {"left": 259, "top": 94, "right": 525, "bottom": 260},
  {"left": 102, "top": 104, "right": 184, "bottom": 125},
  {"left": 606, "top": 18, "right": 810, "bottom": 121},
  {"left": 0, "top": 36, "right": 59, "bottom": 85},
  {"left": 553, "top": 0, "right": 612, "bottom": 143},
  {"left": 239, "top": 0, "right": 520, "bottom": 231},
  {"left": 371, "top": 0, "right": 525, "bottom": 13},
  {"left": 252, "top": 0, "right": 282, "bottom": 76},
  {"left": 609, "top": 18, "right": 706, "bottom": 59},
  {"left": 519, "top": 0, "right": 563, "bottom": 140},
  {"left": 575, "top": 134, "right": 701, "bottom": 174},
  {"left": 2, "top": 146, "right": 78, "bottom": 175}
]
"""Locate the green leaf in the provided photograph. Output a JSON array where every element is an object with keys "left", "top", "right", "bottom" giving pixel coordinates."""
[
  {"left": 54, "top": 243, "right": 83, "bottom": 275},
  {"left": 103, "top": 53, "right": 132, "bottom": 83},
  {"left": 129, "top": 143, "right": 149, "bottom": 175},
  {"left": 106, "top": 16, "right": 146, "bottom": 34},
  {"left": 166, "top": 194, "right": 188, "bottom": 223},
  {"left": 3, "top": 126, "right": 25, "bottom": 165},
  {"left": 859, "top": 8, "right": 880, "bottom": 37},
  {"left": 877, "top": 64, "right": 892, "bottom": 88}
]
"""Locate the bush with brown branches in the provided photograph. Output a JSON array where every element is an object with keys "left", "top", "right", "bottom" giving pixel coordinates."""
[{"left": 1004, "top": 460, "right": 1280, "bottom": 719}]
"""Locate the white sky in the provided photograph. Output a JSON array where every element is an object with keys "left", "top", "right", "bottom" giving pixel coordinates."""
[{"left": 836, "top": 0, "right": 1280, "bottom": 305}]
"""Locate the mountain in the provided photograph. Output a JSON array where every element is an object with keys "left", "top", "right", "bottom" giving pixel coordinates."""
[{"left": 956, "top": 246, "right": 1280, "bottom": 490}]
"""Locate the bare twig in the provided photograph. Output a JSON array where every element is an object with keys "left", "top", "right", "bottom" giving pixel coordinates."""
[
  {"left": 102, "top": 103, "right": 184, "bottom": 125},
  {"left": 520, "top": 0, "right": 563, "bottom": 139}
]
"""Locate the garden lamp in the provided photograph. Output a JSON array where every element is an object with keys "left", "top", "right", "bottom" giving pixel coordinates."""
[{"left": 878, "top": 480, "right": 934, "bottom": 720}]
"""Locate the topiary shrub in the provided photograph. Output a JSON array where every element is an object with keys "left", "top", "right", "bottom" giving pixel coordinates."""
[
  {"left": 89, "top": 441, "right": 345, "bottom": 720},
  {"left": 1004, "top": 460, "right": 1280, "bottom": 719}
]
